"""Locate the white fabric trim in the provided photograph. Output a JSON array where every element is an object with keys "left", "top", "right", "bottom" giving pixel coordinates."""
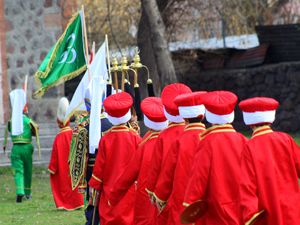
[
  {"left": 10, "top": 89, "right": 26, "bottom": 135},
  {"left": 163, "top": 108, "right": 184, "bottom": 123},
  {"left": 144, "top": 115, "right": 168, "bottom": 131},
  {"left": 242, "top": 110, "right": 276, "bottom": 125},
  {"left": 178, "top": 105, "right": 205, "bottom": 118},
  {"left": 206, "top": 110, "right": 234, "bottom": 124},
  {"left": 107, "top": 109, "right": 131, "bottom": 125}
]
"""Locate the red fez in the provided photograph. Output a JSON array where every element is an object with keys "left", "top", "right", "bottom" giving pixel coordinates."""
[
  {"left": 141, "top": 97, "right": 167, "bottom": 122},
  {"left": 161, "top": 83, "right": 192, "bottom": 116},
  {"left": 239, "top": 97, "right": 279, "bottom": 125},
  {"left": 174, "top": 91, "right": 207, "bottom": 118},
  {"left": 204, "top": 91, "right": 237, "bottom": 115},
  {"left": 174, "top": 91, "right": 207, "bottom": 107},
  {"left": 239, "top": 97, "right": 279, "bottom": 112},
  {"left": 104, "top": 92, "right": 133, "bottom": 118},
  {"left": 141, "top": 97, "right": 168, "bottom": 130},
  {"left": 203, "top": 91, "right": 237, "bottom": 124}
]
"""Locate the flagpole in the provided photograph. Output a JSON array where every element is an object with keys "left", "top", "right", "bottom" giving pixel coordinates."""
[
  {"left": 23, "top": 74, "right": 28, "bottom": 95},
  {"left": 92, "top": 41, "right": 95, "bottom": 61},
  {"left": 105, "top": 34, "right": 112, "bottom": 83},
  {"left": 81, "top": 5, "right": 91, "bottom": 80}
]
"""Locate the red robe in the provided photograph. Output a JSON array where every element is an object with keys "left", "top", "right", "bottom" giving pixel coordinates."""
[
  {"left": 240, "top": 125, "right": 300, "bottom": 225},
  {"left": 108, "top": 130, "right": 160, "bottom": 225},
  {"left": 48, "top": 127, "right": 84, "bottom": 210},
  {"left": 88, "top": 125, "right": 141, "bottom": 225},
  {"left": 159, "top": 123, "right": 206, "bottom": 225},
  {"left": 184, "top": 124, "right": 247, "bottom": 225},
  {"left": 146, "top": 122, "right": 186, "bottom": 224}
]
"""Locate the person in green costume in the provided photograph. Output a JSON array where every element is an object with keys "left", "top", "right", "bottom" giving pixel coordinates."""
[{"left": 3, "top": 89, "right": 40, "bottom": 203}]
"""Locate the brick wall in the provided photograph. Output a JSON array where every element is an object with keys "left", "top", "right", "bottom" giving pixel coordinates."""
[{"left": 0, "top": 0, "right": 8, "bottom": 123}]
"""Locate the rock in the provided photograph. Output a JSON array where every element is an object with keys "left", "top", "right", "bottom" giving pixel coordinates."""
[
  {"left": 289, "top": 121, "right": 300, "bottom": 132},
  {"left": 30, "top": 2, "right": 36, "bottom": 10},
  {"left": 254, "top": 74, "right": 264, "bottom": 84},
  {"left": 275, "top": 73, "right": 285, "bottom": 83},
  {"left": 36, "top": 8, "right": 43, "bottom": 16},
  {"left": 17, "top": 59, "right": 24, "bottom": 68},
  {"left": 20, "top": 46, "right": 26, "bottom": 53},
  {"left": 28, "top": 55, "right": 34, "bottom": 64},
  {"left": 279, "top": 121, "right": 292, "bottom": 132},
  {"left": 40, "top": 51, "right": 47, "bottom": 61},
  {"left": 265, "top": 74, "right": 274, "bottom": 85},
  {"left": 7, "top": 43, "right": 14, "bottom": 54},
  {"left": 44, "top": 0, "right": 53, "bottom": 8}
]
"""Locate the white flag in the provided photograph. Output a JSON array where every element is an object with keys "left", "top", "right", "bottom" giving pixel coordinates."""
[
  {"left": 10, "top": 89, "right": 26, "bottom": 135},
  {"left": 64, "top": 70, "right": 90, "bottom": 122},
  {"left": 89, "top": 42, "right": 108, "bottom": 153}
]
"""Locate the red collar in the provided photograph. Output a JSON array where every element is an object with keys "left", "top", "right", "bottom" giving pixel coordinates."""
[
  {"left": 110, "top": 125, "right": 129, "bottom": 133},
  {"left": 59, "top": 126, "right": 71, "bottom": 133},
  {"left": 200, "top": 124, "right": 235, "bottom": 140},
  {"left": 139, "top": 130, "right": 160, "bottom": 146},
  {"left": 168, "top": 122, "right": 185, "bottom": 128},
  {"left": 184, "top": 122, "right": 206, "bottom": 132},
  {"left": 252, "top": 125, "right": 273, "bottom": 138}
]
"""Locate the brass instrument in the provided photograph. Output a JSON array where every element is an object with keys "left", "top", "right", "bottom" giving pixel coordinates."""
[{"left": 108, "top": 48, "right": 155, "bottom": 134}]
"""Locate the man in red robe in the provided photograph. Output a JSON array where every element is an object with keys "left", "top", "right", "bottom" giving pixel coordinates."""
[
  {"left": 48, "top": 97, "right": 84, "bottom": 210},
  {"left": 182, "top": 91, "right": 247, "bottom": 225},
  {"left": 88, "top": 92, "right": 141, "bottom": 225},
  {"left": 239, "top": 97, "right": 300, "bottom": 225},
  {"left": 153, "top": 91, "right": 207, "bottom": 225},
  {"left": 108, "top": 97, "right": 168, "bottom": 225},
  {"left": 146, "top": 83, "right": 192, "bottom": 224}
]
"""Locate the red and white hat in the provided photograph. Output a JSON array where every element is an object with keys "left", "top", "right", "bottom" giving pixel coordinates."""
[
  {"left": 239, "top": 97, "right": 279, "bottom": 125},
  {"left": 174, "top": 91, "right": 207, "bottom": 119},
  {"left": 161, "top": 83, "right": 192, "bottom": 122},
  {"left": 203, "top": 91, "right": 237, "bottom": 124},
  {"left": 103, "top": 92, "right": 133, "bottom": 125},
  {"left": 141, "top": 97, "right": 168, "bottom": 131}
]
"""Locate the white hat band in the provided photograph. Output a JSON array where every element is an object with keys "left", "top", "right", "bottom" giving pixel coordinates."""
[
  {"left": 107, "top": 109, "right": 131, "bottom": 125},
  {"left": 206, "top": 110, "right": 234, "bottom": 124},
  {"left": 242, "top": 110, "right": 276, "bottom": 125},
  {"left": 163, "top": 108, "right": 184, "bottom": 123},
  {"left": 178, "top": 105, "right": 205, "bottom": 119},
  {"left": 144, "top": 115, "right": 168, "bottom": 131}
]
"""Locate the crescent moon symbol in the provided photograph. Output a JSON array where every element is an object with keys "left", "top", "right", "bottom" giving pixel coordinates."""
[
  {"left": 58, "top": 51, "right": 68, "bottom": 64},
  {"left": 67, "top": 33, "right": 76, "bottom": 49},
  {"left": 67, "top": 48, "right": 77, "bottom": 64}
]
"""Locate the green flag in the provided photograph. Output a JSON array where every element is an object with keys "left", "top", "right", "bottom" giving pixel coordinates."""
[{"left": 34, "top": 11, "right": 87, "bottom": 98}]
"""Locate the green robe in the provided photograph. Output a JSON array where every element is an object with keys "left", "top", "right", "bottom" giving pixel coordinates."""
[{"left": 4, "top": 114, "right": 39, "bottom": 196}]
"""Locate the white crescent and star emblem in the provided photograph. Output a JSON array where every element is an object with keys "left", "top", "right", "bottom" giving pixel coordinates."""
[{"left": 58, "top": 33, "right": 77, "bottom": 64}]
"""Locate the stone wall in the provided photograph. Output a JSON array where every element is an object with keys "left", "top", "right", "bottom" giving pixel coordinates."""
[
  {"left": 177, "top": 60, "right": 300, "bottom": 132},
  {"left": 2, "top": 0, "right": 77, "bottom": 123},
  {"left": 4, "top": 0, "right": 63, "bottom": 122}
]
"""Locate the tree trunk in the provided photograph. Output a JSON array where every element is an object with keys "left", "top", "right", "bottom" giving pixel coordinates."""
[
  {"left": 138, "top": 0, "right": 177, "bottom": 95},
  {"left": 137, "top": 5, "right": 160, "bottom": 97}
]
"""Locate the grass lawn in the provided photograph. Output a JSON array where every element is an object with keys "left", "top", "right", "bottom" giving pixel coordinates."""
[{"left": 0, "top": 166, "right": 85, "bottom": 225}]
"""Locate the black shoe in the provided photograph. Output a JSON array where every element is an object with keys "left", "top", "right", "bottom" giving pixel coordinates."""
[
  {"left": 16, "top": 195, "right": 24, "bottom": 203},
  {"left": 25, "top": 194, "right": 32, "bottom": 200}
]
